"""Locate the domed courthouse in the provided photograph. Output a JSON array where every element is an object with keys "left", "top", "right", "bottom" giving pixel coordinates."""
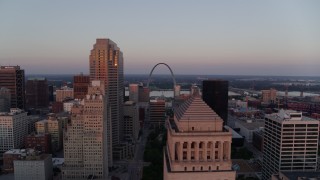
[{"left": 164, "top": 88, "right": 236, "bottom": 180}]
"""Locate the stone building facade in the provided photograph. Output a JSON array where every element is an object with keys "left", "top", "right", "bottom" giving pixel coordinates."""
[{"left": 164, "top": 89, "right": 236, "bottom": 180}]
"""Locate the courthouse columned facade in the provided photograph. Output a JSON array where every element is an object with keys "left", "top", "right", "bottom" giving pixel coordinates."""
[{"left": 164, "top": 89, "right": 235, "bottom": 180}]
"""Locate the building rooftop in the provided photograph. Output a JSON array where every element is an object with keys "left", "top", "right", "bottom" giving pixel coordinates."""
[
  {"left": 52, "top": 158, "right": 64, "bottom": 166},
  {"left": 174, "top": 94, "right": 222, "bottom": 122},
  {"left": 235, "top": 119, "right": 264, "bottom": 130},
  {"left": 266, "top": 109, "right": 317, "bottom": 123},
  {"left": 124, "top": 101, "right": 135, "bottom": 105},
  {"left": 0, "top": 66, "right": 20, "bottom": 70},
  {"left": 278, "top": 171, "right": 320, "bottom": 179},
  {"left": 27, "top": 77, "right": 46, "bottom": 81},
  {"left": 0, "top": 108, "right": 25, "bottom": 116},
  {"left": 4, "top": 149, "right": 24, "bottom": 155},
  {"left": 225, "top": 126, "right": 243, "bottom": 139},
  {"left": 6, "top": 149, "right": 50, "bottom": 161}
]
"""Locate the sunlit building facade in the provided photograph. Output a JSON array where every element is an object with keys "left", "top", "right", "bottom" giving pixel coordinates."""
[
  {"left": 63, "top": 80, "right": 108, "bottom": 179},
  {"left": 164, "top": 88, "right": 235, "bottom": 180},
  {"left": 89, "top": 38, "right": 124, "bottom": 165}
]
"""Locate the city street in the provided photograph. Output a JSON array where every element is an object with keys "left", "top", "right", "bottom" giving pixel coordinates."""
[{"left": 126, "top": 121, "right": 151, "bottom": 180}]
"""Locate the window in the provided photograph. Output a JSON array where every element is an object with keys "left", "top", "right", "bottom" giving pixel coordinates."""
[{"left": 183, "top": 142, "right": 187, "bottom": 149}]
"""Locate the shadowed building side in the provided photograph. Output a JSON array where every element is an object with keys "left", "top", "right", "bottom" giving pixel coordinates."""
[{"left": 202, "top": 80, "right": 229, "bottom": 125}]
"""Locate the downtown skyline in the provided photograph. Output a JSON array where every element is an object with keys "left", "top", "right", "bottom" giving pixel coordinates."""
[{"left": 1, "top": 0, "right": 320, "bottom": 76}]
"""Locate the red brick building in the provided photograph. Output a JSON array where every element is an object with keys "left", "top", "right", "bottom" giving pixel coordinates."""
[
  {"left": 25, "top": 133, "right": 52, "bottom": 153},
  {"left": 3, "top": 149, "right": 22, "bottom": 172},
  {"left": 52, "top": 102, "right": 63, "bottom": 113},
  {"left": 73, "top": 74, "right": 90, "bottom": 99}
]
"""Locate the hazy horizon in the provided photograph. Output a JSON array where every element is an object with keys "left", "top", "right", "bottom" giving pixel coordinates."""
[{"left": 1, "top": 0, "right": 320, "bottom": 76}]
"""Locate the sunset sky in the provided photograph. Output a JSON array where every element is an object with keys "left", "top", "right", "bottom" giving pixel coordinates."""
[{"left": 0, "top": 0, "right": 319, "bottom": 76}]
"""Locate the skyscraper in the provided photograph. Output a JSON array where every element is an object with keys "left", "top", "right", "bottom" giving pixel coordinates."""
[
  {"left": 89, "top": 38, "right": 124, "bottom": 164},
  {"left": 0, "top": 66, "right": 25, "bottom": 110},
  {"left": 0, "top": 87, "right": 11, "bottom": 112},
  {"left": 164, "top": 88, "right": 235, "bottom": 179},
  {"left": 262, "top": 110, "right": 319, "bottom": 180},
  {"left": 202, "top": 80, "right": 228, "bottom": 125},
  {"left": 63, "top": 80, "right": 108, "bottom": 179},
  {"left": 25, "top": 77, "right": 49, "bottom": 109}
]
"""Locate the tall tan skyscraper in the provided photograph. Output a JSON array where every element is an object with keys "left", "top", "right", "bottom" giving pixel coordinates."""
[
  {"left": 63, "top": 80, "right": 108, "bottom": 179},
  {"left": 164, "top": 88, "right": 236, "bottom": 180},
  {"left": 89, "top": 38, "right": 124, "bottom": 165}
]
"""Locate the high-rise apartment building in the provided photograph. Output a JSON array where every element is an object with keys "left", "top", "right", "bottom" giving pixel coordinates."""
[
  {"left": 0, "top": 66, "right": 25, "bottom": 109},
  {"left": 73, "top": 74, "right": 90, "bottom": 99},
  {"left": 63, "top": 80, "right": 108, "bottom": 179},
  {"left": 0, "top": 87, "right": 11, "bottom": 112},
  {"left": 202, "top": 80, "right": 229, "bottom": 125},
  {"left": 261, "top": 88, "right": 277, "bottom": 104},
  {"left": 262, "top": 110, "right": 319, "bottom": 180},
  {"left": 25, "top": 77, "right": 49, "bottom": 109},
  {"left": 89, "top": 38, "right": 124, "bottom": 164},
  {"left": 164, "top": 89, "right": 235, "bottom": 179},
  {"left": 0, "top": 108, "right": 28, "bottom": 152}
]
